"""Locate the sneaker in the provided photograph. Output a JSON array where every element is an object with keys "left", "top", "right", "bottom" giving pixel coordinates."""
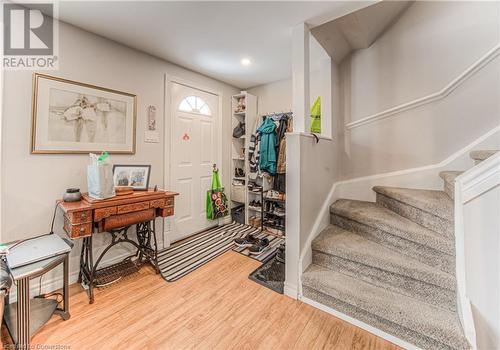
[
  {"left": 234, "top": 234, "right": 259, "bottom": 248},
  {"left": 249, "top": 238, "right": 270, "bottom": 255}
]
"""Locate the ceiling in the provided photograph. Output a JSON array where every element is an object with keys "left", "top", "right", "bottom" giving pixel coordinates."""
[
  {"left": 312, "top": 1, "right": 413, "bottom": 63},
  {"left": 50, "top": 1, "right": 374, "bottom": 89}
]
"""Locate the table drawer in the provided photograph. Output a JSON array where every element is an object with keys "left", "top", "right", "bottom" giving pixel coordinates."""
[
  {"left": 117, "top": 201, "right": 149, "bottom": 214},
  {"left": 103, "top": 208, "right": 155, "bottom": 231},
  {"left": 150, "top": 199, "right": 166, "bottom": 208},
  {"left": 94, "top": 207, "right": 117, "bottom": 222},
  {"left": 159, "top": 206, "right": 174, "bottom": 217},
  {"left": 166, "top": 197, "right": 174, "bottom": 207},
  {"left": 64, "top": 216, "right": 92, "bottom": 238},
  {"left": 66, "top": 210, "right": 92, "bottom": 224}
]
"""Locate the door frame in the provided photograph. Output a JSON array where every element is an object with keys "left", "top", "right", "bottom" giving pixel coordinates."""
[{"left": 163, "top": 74, "right": 223, "bottom": 247}]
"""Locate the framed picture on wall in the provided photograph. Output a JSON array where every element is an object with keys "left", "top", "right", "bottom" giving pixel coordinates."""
[
  {"left": 31, "top": 73, "right": 137, "bottom": 154},
  {"left": 113, "top": 165, "right": 151, "bottom": 190}
]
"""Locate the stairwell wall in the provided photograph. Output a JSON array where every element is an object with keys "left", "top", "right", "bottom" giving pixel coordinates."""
[{"left": 339, "top": 0, "right": 500, "bottom": 179}]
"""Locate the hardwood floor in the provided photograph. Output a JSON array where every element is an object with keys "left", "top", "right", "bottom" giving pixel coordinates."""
[{"left": 2, "top": 251, "right": 401, "bottom": 350}]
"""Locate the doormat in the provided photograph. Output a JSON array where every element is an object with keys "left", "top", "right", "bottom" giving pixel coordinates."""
[
  {"left": 157, "top": 222, "right": 255, "bottom": 282},
  {"left": 248, "top": 255, "right": 285, "bottom": 294},
  {"left": 233, "top": 230, "right": 284, "bottom": 262}
]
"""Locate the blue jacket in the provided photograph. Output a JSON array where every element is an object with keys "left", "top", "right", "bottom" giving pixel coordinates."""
[{"left": 257, "top": 118, "right": 277, "bottom": 174}]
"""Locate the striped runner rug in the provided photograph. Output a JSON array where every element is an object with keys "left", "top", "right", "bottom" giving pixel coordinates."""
[
  {"left": 232, "top": 230, "right": 284, "bottom": 262},
  {"left": 158, "top": 222, "right": 257, "bottom": 282}
]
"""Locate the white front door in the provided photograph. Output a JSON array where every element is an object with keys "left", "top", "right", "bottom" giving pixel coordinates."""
[{"left": 170, "top": 82, "right": 219, "bottom": 242}]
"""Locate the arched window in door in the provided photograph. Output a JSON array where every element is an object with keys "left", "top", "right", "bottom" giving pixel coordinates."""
[{"left": 178, "top": 96, "right": 212, "bottom": 116}]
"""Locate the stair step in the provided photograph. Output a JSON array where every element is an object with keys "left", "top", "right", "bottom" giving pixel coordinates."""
[
  {"left": 302, "top": 264, "right": 469, "bottom": 350},
  {"left": 312, "top": 226, "right": 456, "bottom": 311},
  {"left": 330, "top": 199, "right": 454, "bottom": 273},
  {"left": 373, "top": 186, "right": 453, "bottom": 237},
  {"left": 470, "top": 150, "right": 498, "bottom": 164},
  {"left": 439, "top": 171, "right": 463, "bottom": 200}
]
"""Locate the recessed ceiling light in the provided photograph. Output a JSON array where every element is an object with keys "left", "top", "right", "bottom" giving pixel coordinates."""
[{"left": 241, "top": 58, "right": 251, "bottom": 66}]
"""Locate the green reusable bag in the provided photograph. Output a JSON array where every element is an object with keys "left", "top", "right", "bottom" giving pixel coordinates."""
[
  {"left": 310, "top": 96, "right": 321, "bottom": 133},
  {"left": 206, "top": 169, "right": 229, "bottom": 220}
]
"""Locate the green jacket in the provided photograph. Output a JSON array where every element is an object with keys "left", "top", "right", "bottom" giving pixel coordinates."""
[{"left": 258, "top": 118, "right": 277, "bottom": 174}]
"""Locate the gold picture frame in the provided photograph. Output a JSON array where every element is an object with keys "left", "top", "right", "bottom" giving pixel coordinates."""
[{"left": 31, "top": 73, "right": 137, "bottom": 154}]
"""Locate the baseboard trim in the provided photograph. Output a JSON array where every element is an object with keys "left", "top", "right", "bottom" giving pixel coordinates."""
[
  {"left": 300, "top": 296, "right": 418, "bottom": 350},
  {"left": 284, "top": 282, "right": 298, "bottom": 299}
]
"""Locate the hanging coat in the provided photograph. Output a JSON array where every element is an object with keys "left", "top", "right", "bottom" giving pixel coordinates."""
[{"left": 257, "top": 117, "right": 277, "bottom": 174}]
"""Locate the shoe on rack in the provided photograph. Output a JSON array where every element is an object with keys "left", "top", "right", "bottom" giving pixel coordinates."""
[
  {"left": 234, "top": 234, "right": 260, "bottom": 248},
  {"left": 266, "top": 190, "right": 279, "bottom": 199},
  {"left": 234, "top": 168, "right": 245, "bottom": 178},
  {"left": 273, "top": 207, "right": 285, "bottom": 216},
  {"left": 249, "top": 202, "right": 261, "bottom": 211},
  {"left": 249, "top": 238, "right": 270, "bottom": 255},
  {"left": 253, "top": 185, "right": 263, "bottom": 192},
  {"left": 276, "top": 243, "right": 285, "bottom": 263}
]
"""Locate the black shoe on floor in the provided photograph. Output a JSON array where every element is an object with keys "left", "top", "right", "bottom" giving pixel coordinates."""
[
  {"left": 249, "top": 238, "right": 270, "bottom": 255},
  {"left": 234, "top": 234, "right": 259, "bottom": 248}
]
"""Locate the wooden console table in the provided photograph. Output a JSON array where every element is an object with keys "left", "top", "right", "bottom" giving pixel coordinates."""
[{"left": 58, "top": 189, "right": 178, "bottom": 303}]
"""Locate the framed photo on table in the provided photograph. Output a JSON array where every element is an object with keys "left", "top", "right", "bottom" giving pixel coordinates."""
[
  {"left": 31, "top": 73, "right": 137, "bottom": 154},
  {"left": 113, "top": 165, "right": 151, "bottom": 190}
]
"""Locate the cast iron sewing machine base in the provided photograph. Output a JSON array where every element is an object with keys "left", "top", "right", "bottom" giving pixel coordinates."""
[{"left": 78, "top": 221, "right": 159, "bottom": 304}]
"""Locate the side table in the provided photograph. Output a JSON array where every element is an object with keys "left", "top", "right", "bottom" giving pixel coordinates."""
[{"left": 4, "top": 251, "right": 71, "bottom": 349}]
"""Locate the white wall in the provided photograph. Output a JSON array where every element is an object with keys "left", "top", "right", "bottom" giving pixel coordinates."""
[
  {"left": 340, "top": 1, "right": 500, "bottom": 179},
  {"left": 1, "top": 20, "right": 238, "bottom": 293},
  {"left": 249, "top": 78, "right": 292, "bottom": 117},
  {"left": 464, "top": 185, "right": 500, "bottom": 350},
  {"left": 248, "top": 71, "right": 325, "bottom": 118},
  {"left": 284, "top": 132, "right": 340, "bottom": 296}
]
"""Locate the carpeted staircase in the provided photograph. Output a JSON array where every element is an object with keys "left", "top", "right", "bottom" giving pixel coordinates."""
[{"left": 302, "top": 150, "right": 498, "bottom": 349}]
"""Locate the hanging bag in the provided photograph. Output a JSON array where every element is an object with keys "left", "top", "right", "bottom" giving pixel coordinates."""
[
  {"left": 310, "top": 96, "right": 321, "bottom": 133},
  {"left": 206, "top": 169, "right": 229, "bottom": 220}
]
